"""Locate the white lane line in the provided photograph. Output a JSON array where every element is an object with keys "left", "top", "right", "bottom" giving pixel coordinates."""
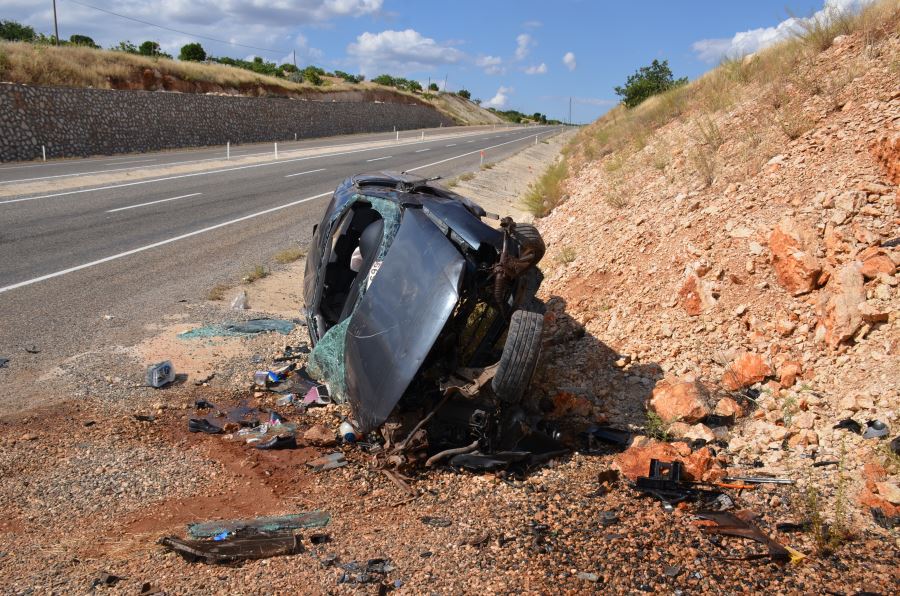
[
  {"left": 414, "top": 148, "right": 431, "bottom": 153},
  {"left": 106, "top": 192, "right": 202, "bottom": 213},
  {"left": 445, "top": 144, "right": 457, "bottom": 147},
  {"left": 407, "top": 133, "right": 541, "bottom": 173},
  {"left": 0, "top": 191, "right": 332, "bottom": 295},
  {"left": 104, "top": 158, "right": 157, "bottom": 166},
  {"left": 366, "top": 156, "right": 392, "bottom": 162},
  {"left": 0, "top": 164, "right": 166, "bottom": 185},
  {"left": 466, "top": 140, "right": 475, "bottom": 143},
  {"left": 284, "top": 168, "right": 326, "bottom": 178}
]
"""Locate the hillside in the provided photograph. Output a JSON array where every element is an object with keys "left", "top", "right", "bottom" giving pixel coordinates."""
[
  {"left": 0, "top": 41, "right": 504, "bottom": 125},
  {"left": 530, "top": 0, "right": 899, "bottom": 542}
]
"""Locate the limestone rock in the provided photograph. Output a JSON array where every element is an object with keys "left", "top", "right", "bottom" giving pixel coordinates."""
[
  {"left": 768, "top": 218, "right": 822, "bottom": 296},
  {"left": 649, "top": 378, "right": 710, "bottom": 423},
  {"left": 818, "top": 262, "right": 866, "bottom": 348},
  {"left": 722, "top": 353, "right": 772, "bottom": 391}
]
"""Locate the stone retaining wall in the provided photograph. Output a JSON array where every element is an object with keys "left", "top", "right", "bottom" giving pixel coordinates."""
[{"left": 0, "top": 83, "right": 456, "bottom": 162}]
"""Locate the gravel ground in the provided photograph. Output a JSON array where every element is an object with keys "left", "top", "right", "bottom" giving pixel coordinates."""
[{"left": 0, "top": 134, "right": 897, "bottom": 595}]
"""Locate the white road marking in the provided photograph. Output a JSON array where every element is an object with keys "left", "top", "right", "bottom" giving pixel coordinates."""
[
  {"left": 104, "top": 158, "right": 157, "bottom": 166},
  {"left": 0, "top": 164, "right": 165, "bottom": 185},
  {"left": 366, "top": 156, "right": 392, "bottom": 162},
  {"left": 106, "top": 192, "right": 202, "bottom": 213},
  {"left": 414, "top": 148, "right": 431, "bottom": 153},
  {"left": 284, "top": 168, "right": 326, "bottom": 178},
  {"left": 466, "top": 140, "right": 475, "bottom": 143},
  {"left": 0, "top": 192, "right": 332, "bottom": 295},
  {"left": 445, "top": 144, "right": 457, "bottom": 147},
  {"left": 407, "top": 133, "right": 542, "bottom": 172}
]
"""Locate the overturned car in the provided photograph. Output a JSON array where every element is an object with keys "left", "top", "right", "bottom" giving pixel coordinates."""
[{"left": 303, "top": 172, "right": 555, "bottom": 464}]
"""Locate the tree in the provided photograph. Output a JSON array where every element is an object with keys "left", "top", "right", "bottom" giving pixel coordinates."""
[
  {"left": 112, "top": 40, "right": 139, "bottom": 54},
  {"left": 0, "top": 20, "right": 36, "bottom": 42},
  {"left": 373, "top": 74, "right": 395, "bottom": 86},
  {"left": 428, "top": 82, "right": 439, "bottom": 92},
  {"left": 138, "top": 41, "right": 170, "bottom": 57},
  {"left": 179, "top": 42, "right": 206, "bottom": 62},
  {"left": 457, "top": 89, "right": 471, "bottom": 100},
  {"left": 614, "top": 59, "right": 687, "bottom": 108},
  {"left": 302, "top": 65, "right": 323, "bottom": 85},
  {"left": 69, "top": 34, "right": 99, "bottom": 48}
]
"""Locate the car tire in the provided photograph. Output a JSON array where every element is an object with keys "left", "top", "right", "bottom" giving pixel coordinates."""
[
  {"left": 511, "top": 223, "right": 545, "bottom": 265},
  {"left": 516, "top": 267, "right": 545, "bottom": 312},
  {"left": 492, "top": 309, "right": 543, "bottom": 404}
]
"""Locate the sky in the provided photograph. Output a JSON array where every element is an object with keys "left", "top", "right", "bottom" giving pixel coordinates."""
[{"left": 1, "top": 0, "right": 874, "bottom": 123}]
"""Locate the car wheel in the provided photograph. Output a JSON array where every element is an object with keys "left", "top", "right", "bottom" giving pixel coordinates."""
[
  {"left": 516, "top": 267, "right": 545, "bottom": 312},
  {"left": 492, "top": 309, "right": 543, "bottom": 404},
  {"left": 511, "top": 223, "right": 545, "bottom": 265}
]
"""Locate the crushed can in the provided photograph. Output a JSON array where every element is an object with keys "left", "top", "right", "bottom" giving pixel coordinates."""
[{"left": 146, "top": 361, "right": 175, "bottom": 388}]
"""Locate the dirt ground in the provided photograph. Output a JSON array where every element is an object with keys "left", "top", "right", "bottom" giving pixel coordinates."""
[{"left": 1, "top": 132, "right": 896, "bottom": 595}]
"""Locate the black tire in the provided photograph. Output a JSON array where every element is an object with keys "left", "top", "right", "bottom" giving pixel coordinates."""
[
  {"left": 511, "top": 223, "right": 545, "bottom": 265},
  {"left": 516, "top": 267, "right": 545, "bottom": 312},
  {"left": 492, "top": 309, "right": 543, "bottom": 404}
]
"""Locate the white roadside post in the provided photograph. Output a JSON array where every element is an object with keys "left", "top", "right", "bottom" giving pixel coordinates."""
[
  {"left": 226, "top": 141, "right": 230, "bottom": 160},
  {"left": 274, "top": 142, "right": 279, "bottom": 159},
  {"left": 480, "top": 150, "right": 484, "bottom": 167},
  {"left": 42, "top": 145, "right": 46, "bottom": 162},
  {"left": 420, "top": 131, "right": 424, "bottom": 141},
  {"left": 294, "top": 133, "right": 298, "bottom": 141}
]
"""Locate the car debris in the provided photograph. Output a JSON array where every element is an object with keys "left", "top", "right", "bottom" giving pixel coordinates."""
[
  {"left": 892, "top": 435, "right": 900, "bottom": 456},
  {"left": 695, "top": 510, "right": 805, "bottom": 564},
  {"left": 274, "top": 344, "right": 311, "bottom": 362},
  {"left": 90, "top": 572, "right": 123, "bottom": 588},
  {"left": 302, "top": 172, "right": 552, "bottom": 468},
  {"left": 862, "top": 420, "right": 889, "bottom": 439},
  {"left": 337, "top": 558, "right": 396, "bottom": 585},
  {"left": 0, "top": 357, "right": 8, "bottom": 368},
  {"left": 307, "top": 452, "right": 347, "bottom": 471},
  {"left": 723, "top": 476, "right": 796, "bottom": 485},
  {"left": 583, "top": 425, "right": 632, "bottom": 449},
  {"left": 775, "top": 521, "right": 812, "bottom": 533},
  {"left": 187, "top": 512, "right": 330, "bottom": 539},
  {"left": 833, "top": 418, "right": 863, "bottom": 434},
  {"left": 177, "top": 318, "right": 295, "bottom": 339},
  {"left": 634, "top": 459, "right": 733, "bottom": 510},
  {"left": 160, "top": 531, "right": 304, "bottom": 564},
  {"left": 230, "top": 290, "right": 248, "bottom": 310},
  {"left": 870, "top": 507, "right": 900, "bottom": 529},
  {"left": 145, "top": 360, "right": 175, "bottom": 388}
]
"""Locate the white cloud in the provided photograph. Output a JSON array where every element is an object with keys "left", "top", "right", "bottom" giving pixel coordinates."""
[
  {"left": 1, "top": 0, "right": 381, "bottom": 63},
  {"left": 476, "top": 55, "right": 505, "bottom": 75},
  {"left": 484, "top": 86, "right": 512, "bottom": 109},
  {"left": 522, "top": 20, "right": 542, "bottom": 29},
  {"left": 691, "top": 0, "right": 875, "bottom": 62},
  {"left": 524, "top": 63, "right": 547, "bottom": 75},
  {"left": 347, "top": 29, "right": 464, "bottom": 75},
  {"left": 562, "top": 51, "right": 576, "bottom": 71},
  {"left": 515, "top": 33, "right": 535, "bottom": 60}
]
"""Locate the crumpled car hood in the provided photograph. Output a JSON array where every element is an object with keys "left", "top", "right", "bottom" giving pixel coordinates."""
[{"left": 344, "top": 208, "right": 465, "bottom": 433}]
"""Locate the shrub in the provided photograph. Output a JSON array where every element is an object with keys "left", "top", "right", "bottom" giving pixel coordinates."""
[
  {"left": 521, "top": 158, "right": 568, "bottom": 217},
  {"left": 179, "top": 42, "right": 206, "bottom": 62},
  {"left": 0, "top": 20, "right": 36, "bottom": 42},
  {"left": 69, "top": 34, "right": 99, "bottom": 49},
  {"left": 302, "top": 65, "right": 323, "bottom": 85},
  {"left": 428, "top": 82, "right": 439, "bottom": 91},
  {"left": 614, "top": 59, "right": 687, "bottom": 108},
  {"left": 457, "top": 89, "right": 471, "bottom": 99},
  {"left": 274, "top": 247, "right": 305, "bottom": 264},
  {"left": 689, "top": 145, "right": 717, "bottom": 187}
]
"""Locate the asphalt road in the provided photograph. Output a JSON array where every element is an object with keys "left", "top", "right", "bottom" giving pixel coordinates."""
[{"left": 0, "top": 125, "right": 557, "bottom": 406}]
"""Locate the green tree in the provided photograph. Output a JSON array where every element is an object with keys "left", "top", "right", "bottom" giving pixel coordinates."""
[
  {"left": 179, "top": 42, "right": 206, "bottom": 62},
  {"left": 302, "top": 65, "right": 323, "bottom": 85},
  {"left": 138, "top": 40, "right": 170, "bottom": 57},
  {"left": 614, "top": 59, "right": 687, "bottom": 108},
  {"left": 0, "top": 20, "right": 37, "bottom": 42},
  {"left": 69, "top": 34, "right": 99, "bottom": 48},
  {"left": 373, "top": 74, "right": 395, "bottom": 86},
  {"left": 112, "top": 40, "right": 139, "bottom": 54},
  {"left": 428, "top": 82, "right": 439, "bottom": 92},
  {"left": 457, "top": 89, "right": 471, "bottom": 100}
]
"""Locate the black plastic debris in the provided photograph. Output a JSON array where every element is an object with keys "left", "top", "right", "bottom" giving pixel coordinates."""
[
  {"left": 695, "top": 511, "right": 802, "bottom": 563},
  {"left": 188, "top": 419, "right": 223, "bottom": 434},
  {"left": 833, "top": 418, "right": 863, "bottom": 434},
  {"left": 634, "top": 459, "right": 727, "bottom": 509},
  {"left": 91, "top": 572, "right": 123, "bottom": 588},
  {"left": 420, "top": 516, "right": 452, "bottom": 528},
  {"left": 194, "top": 400, "right": 215, "bottom": 410},
  {"left": 254, "top": 434, "right": 297, "bottom": 450},
  {"left": 892, "top": 436, "right": 900, "bottom": 456},
  {"left": 134, "top": 415, "right": 155, "bottom": 423},
  {"left": 160, "top": 531, "right": 304, "bottom": 564},
  {"left": 449, "top": 451, "right": 530, "bottom": 472},
  {"left": 0, "top": 358, "right": 8, "bottom": 368},
  {"left": 862, "top": 420, "right": 889, "bottom": 440},
  {"left": 812, "top": 460, "right": 840, "bottom": 468},
  {"left": 338, "top": 558, "right": 395, "bottom": 584},
  {"left": 703, "top": 414, "right": 735, "bottom": 427},
  {"left": 583, "top": 425, "right": 632, "bottom": 448},
  {"left": 776, "top": 521, "right": 812, "bottom": 533}
]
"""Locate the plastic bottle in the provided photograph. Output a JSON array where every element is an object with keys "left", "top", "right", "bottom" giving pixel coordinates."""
[{"left": 339, "top": 420, "right": 361, "bottom": 443}]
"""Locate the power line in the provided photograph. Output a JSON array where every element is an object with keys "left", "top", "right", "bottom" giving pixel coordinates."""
[{"left": 64, "top": 0, "right": 289, "bottom": 55}]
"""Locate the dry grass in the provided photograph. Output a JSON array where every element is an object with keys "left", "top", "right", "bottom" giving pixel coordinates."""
[
  {"left": 274, "top": 246, "right": 305, "bottom": 264},
  {"left": 459, "top": 172, "right": 476, "bottom": 182},
  {"left": 207, "top": 283, "right": 229, "bottom": 301},
  {"left": 777, "top": 105, "right": 816, "bottom": 140},
  {"left": 689, "top": 145, "right": 717, "bottom": 187},
  {"left": 555, "top": 246, "right": 577, "bottom": 265},
  {"left": 521, "top": 158, "right": 568, "bottom": 217},
  {"left": 242, "top": 265, "right": 268, "bottom": 284}
]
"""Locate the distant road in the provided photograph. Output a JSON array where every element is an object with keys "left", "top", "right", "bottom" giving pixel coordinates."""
[{"left": 0, "top": 124, "right": 557, "bottom": 406}]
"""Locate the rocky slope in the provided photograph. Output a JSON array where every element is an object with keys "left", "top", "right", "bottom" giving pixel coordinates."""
[{"left": 534, "top": 12, "right": 900, "bottom": 536}]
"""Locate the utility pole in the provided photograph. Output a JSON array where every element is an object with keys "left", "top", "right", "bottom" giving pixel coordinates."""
[
  {"left": 292, "top": 50, "right": 296, "bottom": 68},
  {"left": 52, "top": 0, "right": 60, "bottom": 46},
  {"left": 442, "top": 74, "right": 448, "bottom": 92},
  {"left": 568, "top": 96, "right": 572, "bottom": 126}
]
